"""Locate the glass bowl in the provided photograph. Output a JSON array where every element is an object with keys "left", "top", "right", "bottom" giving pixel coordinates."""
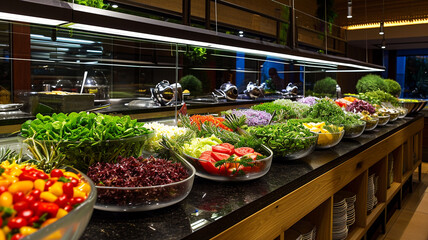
[
  {"left": 275, "top": 135, "right": 318, "bottom": 160},
  {"left": 344, "top": 122, "right": 366, "bottom": 138},
  {"left": 377, "top": 115, "right": 390, "bottom": 126},
  {"left": 23, "top": 167, "right": 96, "bottom": 240},
  {"left": 315, "top": 130, "right": 345, "bottom": 149},
  {"left": 182, "top": 144, "right": 273, "bottom": 181},
  {"left": 363, "top": 117, "right": 379, "bottom": 131},
  {"left": 388, "top": 112, "right": 399, "bottom": 122},
  {"left": 398, "top": 107, "right": 408, "bottom": 118},
  {"left": 94, "top": 158, "right": 195, "bottom": 211},
  {"left": 24, "top": 134, "right": 153, "bottom": 172}
]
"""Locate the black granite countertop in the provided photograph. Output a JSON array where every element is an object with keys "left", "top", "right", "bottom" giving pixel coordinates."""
[{"left": 81, "top": 114, "right": 423, "bottom": 240}]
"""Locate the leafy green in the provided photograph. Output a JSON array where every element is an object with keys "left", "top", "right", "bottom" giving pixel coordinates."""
[
  {"left": 182, "top": 135, "right": 222, "bottom": 158},
  {"left": 251, "top": 102, "right": 296, "bottom": 121},
  {"left": 272, "top": 99, "right": 309, "bottom": 118},
  {"left": 313, "top": 77, "right": 337, "bottom": 95},
  {"left": 21, "top": 112, "right": 153, "bottom": 172},
  {"left": 303, "top": 98, "right": 363, "bottom": 126},
  {"left": 356, "top": 74, "right": 388, "bottom": 93},
  {"left": 384, "top": 79, "right": 401, "bottom": 97},
  {"left": 358, "top": 90, "right": 399, "bottom": 106},
  {"left": 21, "top": 112, "right": 152, "bottom": 141},
  {"left": 247, "top": 122, "right": 316, "bottom": 158}
]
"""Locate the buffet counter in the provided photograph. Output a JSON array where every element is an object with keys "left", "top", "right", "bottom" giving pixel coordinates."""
[{"left": 81, "top": 115, "right": 424, "bottom": 240}]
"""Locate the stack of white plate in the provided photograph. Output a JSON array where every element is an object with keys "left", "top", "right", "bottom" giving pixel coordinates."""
[
  {"left": 373, "top": 175, "right": 379, "bottom": 207},
  {"left": 337, "top": 190, "right": 357, "bottom": 228},
  {"left": 367, "top": 174, "right": 375, "bottom": 212},
  {"left": 333, "top": 196, "right": 348, "bottom": 240},
  {"left": 291, "top": 220, "right": 316, "bottom": 240}
]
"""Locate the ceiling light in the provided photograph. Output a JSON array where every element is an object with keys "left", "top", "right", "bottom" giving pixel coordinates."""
[
  {"left": 381, "top": 37, "right": 386, "bottom": 49},
  {"left": 0, "top": 12, "right": 66, "bottom": 26},
  {"left": 347, "top": 18, "right": 428, "bottom": 30},
  {"left": 111, "top": 4, "right": 118, "bottom": 8},
  {"left": 65, "top": 23, "right": 384, "bottom": 71},
  {"left": 379, "top": 22, "right": 384, "bottom": 35},
  {"left": 347, "top": 0, "right": 352, "bottom": 19}
]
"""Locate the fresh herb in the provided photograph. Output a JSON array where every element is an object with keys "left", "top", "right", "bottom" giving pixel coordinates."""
[
  {"left": 0, "top": 167, "right": 5, "bottom": 176},
  {"left": 23, "top": 137, "right": 65, "bottom": 173},
  {"left": 58, "top": 176, "right": 71, "bottom": 183},
  {"left": 247, "top": 122, "right": 316, "bottom": 158}
]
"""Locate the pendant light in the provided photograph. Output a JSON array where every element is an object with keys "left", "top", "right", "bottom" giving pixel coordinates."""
[
  {"left": 381, "top": 36, "right": 386, "bottom": 49},
  {"left": 347, "top": 0, "right": 352, "bottom": 19}
]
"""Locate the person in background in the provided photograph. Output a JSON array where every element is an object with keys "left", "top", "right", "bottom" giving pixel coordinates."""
[{"left": 268, "top": 68, "right": 288, "bottom": 91}]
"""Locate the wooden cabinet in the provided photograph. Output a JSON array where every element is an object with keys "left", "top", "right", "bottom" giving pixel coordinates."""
[{"left": 212, "top": 117, "right": 424, "bottom": 240}]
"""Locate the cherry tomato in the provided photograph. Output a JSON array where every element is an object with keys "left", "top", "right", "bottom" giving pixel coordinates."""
[
  {"left": 13, "top": 201, "right": 29, "bottom": 212},
  {"left": 63, "top": 205, "right": 73, "bottom": 212},
  {"left": 62, "top": 182, "right": 74, "bottom": 199},
  {"left": 30, "top": 189, "right": 42, "bottom": 200},
  {"left": 37, "top": 202, "right": 59, "bottom": 218},
  {"left": 13, "top": 192, "right": 26, "bottom": 203},
  {"left": 11, "top": 234, "right": 24, "bottom": 240},
  {"left": 69, "top": 178, "right": 79, "bottom": 187},
  {"left": 37, "top": 172, "right": 49, "bottom": 180},
  {"left": 0, "top": 218, "right": 2, "bottom": 228},
  {"left": 212, "top": 145, "right": 233, "bottom": 155},
  {"left": 28, "top": 216, "right": 39, "bottom": 225},
  {"left": 30, "top": 201, "right": 40, "bottom": 213},
  {"left": 44, "top": 180, "right": 55, "bottom": 191},
  {"left": 211, "top": 152, "right": 230, "bottom": 161},
  {"left": 24, "top": 195, "right": 36, "bottom": 205},
  {"left": 70, "top": 197, "right": 85, "bottom": 206},
  {"left": 18, "top": 209, "right": 34, "bottom": 220},
  {"left": 50, "top": 169, "right": 63, "bottom": 178},
  {"left": 234, "top": 147, "right": 255, "bottom": 156},
  {"left": 8, "top": 217, "right": 27, "bottom": 229},
  {"left": 0, "top": 186, "right": 7, "bottom": 194},
  {"left": 55, "top": 195, "right": 69, "bottom": 208}
]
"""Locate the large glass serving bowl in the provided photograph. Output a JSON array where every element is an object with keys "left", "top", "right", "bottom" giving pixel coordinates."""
[
  {"left": 182, "top": 144, "right": 273, "bottom": 181},
  {"left": 23, "top": 167, "right": 96, "bottom": 240},
  {"left": 363, "top": 117, "right": 379, "bottom": 131},
  {"left": 315, "top": 130, "right": 345, "bottom": 149},
  {"left": 388, "top": 112, "right": 399, "bottom": 122},
  {"left": 24, "top": 134, "right": 153, "bottom": 172},
  {"left": 272, "top": 135, "right": 318, "bottom": 160},
  {"left": 377, "top": 115, "right": 390, "bottom": 126},
  {"left": 93, "top": 159, "right": 195, "bottom": 212},
  {"left": 344, "top": 122, "right": 366, "bottom": 138}
]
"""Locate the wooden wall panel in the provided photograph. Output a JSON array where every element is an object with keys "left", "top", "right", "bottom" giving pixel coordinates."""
[{"left": 12, "top": 23, "right": 31, "bottom": 101}]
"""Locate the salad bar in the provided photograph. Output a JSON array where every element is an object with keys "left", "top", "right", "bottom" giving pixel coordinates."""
[{"left": 0, "top": 87, "right": 424, "bottom": 240}]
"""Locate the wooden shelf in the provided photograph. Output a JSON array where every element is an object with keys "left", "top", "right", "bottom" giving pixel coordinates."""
[
  {"left": 366, "top": 203, "right": 385, "bottom": 227},
  {"left": 386, "top": 182, "right": 401, "bottom": 204},
  {"left": 403, "top": 171, "right": 413, "bottom": 183},
  {"left": 346, "top": 226, "right": 365, "bottom": 240}
]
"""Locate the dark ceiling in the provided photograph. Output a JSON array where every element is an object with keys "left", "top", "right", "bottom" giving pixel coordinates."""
[{"left": 334, "top": 0, "right": 428, "bottom": 26}]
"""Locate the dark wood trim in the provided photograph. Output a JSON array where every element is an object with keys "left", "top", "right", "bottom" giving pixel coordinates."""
[{"left": 11, "top": 23, "right": 31, "bottom": 101}]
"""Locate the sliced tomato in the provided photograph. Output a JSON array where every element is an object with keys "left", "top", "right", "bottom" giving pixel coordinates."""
[
  {"left": 234, "top": 147, "right": 255, "bottom": 156},
  {"left": 211, "top": 152, "right": 231, "bottom": 161},
  {"left": 244, "top": 152, "right": 262, "bottom": 161},
  {"left": 219, "top": 143, "right": 235, "bottom": 151},
  {"left": 212, "top": 145, "right": 233, "bottom": 155},
  {"left": 199, "top": 151, "right": 214, "bottom": 160},
  {"left": 199, "top": 153, "right": 228, "bottom": 175}
]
